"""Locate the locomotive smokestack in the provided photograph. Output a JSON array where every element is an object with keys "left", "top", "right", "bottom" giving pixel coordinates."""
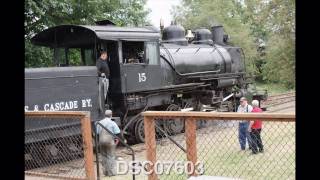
[{"left": 211, "top": 25, "right": 224, "bottom": 45}]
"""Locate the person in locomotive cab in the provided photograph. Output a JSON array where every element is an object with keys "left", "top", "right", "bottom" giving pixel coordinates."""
[
  {"left": 96, "top": 109, "right": 121, "bottom": 176},
  {"left": 96, "top": 51, "right": 110, "bottom": 99},
  {"left": 237, "top": 97, "right": 253, "bottom": 151},
  {"left": 137, "top": 50, "right": 144, "bottom": 63}
]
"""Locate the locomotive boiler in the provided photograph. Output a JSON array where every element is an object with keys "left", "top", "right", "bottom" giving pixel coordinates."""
[{"left": 25, "top": 20, "right": 267, "bottom": 167}]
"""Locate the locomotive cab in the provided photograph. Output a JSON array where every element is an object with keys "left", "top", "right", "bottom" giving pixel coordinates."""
[
  {"left": 28, "top": 24, "right": 162, "bottom": 122},
  {"left": 120, "top": 40, "right": 163, "bottom": 93}
]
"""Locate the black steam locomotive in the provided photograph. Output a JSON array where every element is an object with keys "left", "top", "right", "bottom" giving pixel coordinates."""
[{"left": 25, "top": 20, "right": 266, "bottom": 166}]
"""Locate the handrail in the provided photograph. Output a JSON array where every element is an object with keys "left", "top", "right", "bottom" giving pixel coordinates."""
[{"left": 142, "top": 111, "right": 295, "bottom": 122}]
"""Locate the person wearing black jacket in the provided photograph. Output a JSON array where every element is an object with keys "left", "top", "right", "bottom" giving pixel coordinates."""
[
  {"left": 96, "top": 51, "right": 110, "bottom": 78},
  {"left": 96, "top": 51, "right": 110, "bottom": 99}
]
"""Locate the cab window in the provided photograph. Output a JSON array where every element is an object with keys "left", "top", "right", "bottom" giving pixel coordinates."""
[
  {"left": 54, "top": 48, "right": 68, "bottom": 66},
  {"left": 122, "top": 41, "right": 144, "bottom": 64},
  {"left": 122, "top": 41, "right": 159, "bottom": 65},
  {"left": 82, "top": 48, "right": 95, "bottom": 66},
  {"left": 145, "top": 42, "right": 159, "bottom": 65},
  {"left": 53, "top": 47, "right": 95, "bottom": 66}
]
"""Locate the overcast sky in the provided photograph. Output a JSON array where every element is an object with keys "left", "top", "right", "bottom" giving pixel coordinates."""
[{"left": 145, "top": 0, "right": 182, "bottom": 28}]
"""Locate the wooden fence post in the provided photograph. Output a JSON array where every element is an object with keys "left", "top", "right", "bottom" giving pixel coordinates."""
[
  {"left": 80, "top": 113, "right": 95, "bottom": 180},
  {"left": 185, "top": 117, "right": 197, "bottom": 177},
  {"left": 144, "top": 116, "right": 157, "bottom": 180}
]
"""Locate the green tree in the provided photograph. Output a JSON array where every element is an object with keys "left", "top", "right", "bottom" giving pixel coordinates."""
[
  {"left": 171, "top": 0, "right": 295, "bottom": 88},
  {"left": 25, "top": 40, "right": 54, "bottom": 68},
  {"left": 244, "top": 0, "right": 295, "bottom": 88},
  {"left": 25, "top": 0, "right": 150, "bottom": 67},
  {"left": 171, "top": 0, "right": 260, "bottom": 76},
  {"left": 262, "top": 35, "right": 295, "bottom": 88}
]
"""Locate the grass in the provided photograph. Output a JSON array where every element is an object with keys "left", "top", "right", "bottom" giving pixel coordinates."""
[
  {"left": 255, "top": 82, "right": 295, "bottom": 95},
  {"left": 102, "top": 122, "right": 295, "bottom": 180},
  {"left": 197, "top": 122, "right": 295, "bottom": 180},
  {"left": 160, "top": 122, "right": 295, "bottom": 180}
]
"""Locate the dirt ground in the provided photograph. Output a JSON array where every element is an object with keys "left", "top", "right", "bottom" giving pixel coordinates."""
[{"left": 25, "top": 95, "right": 295, "bottom": 180}]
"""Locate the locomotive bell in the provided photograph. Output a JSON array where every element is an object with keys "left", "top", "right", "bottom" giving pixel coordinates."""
[{"left": 185, "top": 30, "right": 194, "bottom": 41}]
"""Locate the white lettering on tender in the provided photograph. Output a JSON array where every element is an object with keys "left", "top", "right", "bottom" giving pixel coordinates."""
[
  {"left": 64, "top": 101, "right": 70, "bottom": 110},
  {"left": 50, "top": 104, "right": 55, "bottom": 111},
  {"left": 34, "top": 105, "right": 39, "bottom": 111},
  {"left": 82, "top": 100, "right": 87, "bottom": 108},
  {"left": 44, "top": 104, "right": 49, "bottom": 111},
  {"left": 74, "top": 101, "right": 78, "bottom": 109},
  {"left": 27, "top": 98, "right": 92, "bottom": 112},
  {"left": 86, "top": 99, "right": 92, "bottom": 107}
]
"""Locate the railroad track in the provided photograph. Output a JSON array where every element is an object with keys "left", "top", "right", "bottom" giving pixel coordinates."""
[
  {"left": 267, "top": 104, "right": 295, "bottom": 113},
  {"left": 267, "top": 92, "right": 295, "bottom": 99},
  {"left": 262, "top": 91, "right": 295, "bottom": 112},
  {"left": 264, "top": 91, "right": 295, "bottom": 101},
  {"left": 262, "top": 92, "right": 295, "bottom": 105}
]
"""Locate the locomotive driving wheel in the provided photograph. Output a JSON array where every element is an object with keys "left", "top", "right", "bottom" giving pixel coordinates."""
[
  {"left": 135, "top": 117, "right": 145, "bottom": 143},
  {"left": 163, "top": 104, "right": 185, "bottom": 135}
]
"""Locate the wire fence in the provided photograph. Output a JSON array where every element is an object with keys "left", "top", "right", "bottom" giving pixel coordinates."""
[
  {"left": 143, "top": 111, "right": 295, "bottom": 180},
  {"left": 195, "top": 121, "right": 295, "bottom": 179},
  {"left": 25, "top": 111, "right": 95, "bottom": 180},
  {"left": 25, "top": 111, "right": 295, "bottom": 180},
  {"left": 154, "top": 119, "right": 188, "bottom": 180}
]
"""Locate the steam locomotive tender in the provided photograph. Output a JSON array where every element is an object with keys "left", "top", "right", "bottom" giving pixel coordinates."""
[{"left": 25, "top": 21, "right": 266, "bottom": 166}]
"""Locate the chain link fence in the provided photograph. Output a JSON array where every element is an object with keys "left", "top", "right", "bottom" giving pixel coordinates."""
[
  {"left": 196, "top": 120, "right": 295, "bottom": 179},
  {"left": 154, "top": 118, "right": 188, "bottom": 180},
  {"left": 26, "top": 111, "right": 294, "bottom": 180},
  {"left": 143, "top": 111, "right": 295, "bottom": 180},
  {"left": 25, "top": 111, "right": 95, "bottom": 180}
]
